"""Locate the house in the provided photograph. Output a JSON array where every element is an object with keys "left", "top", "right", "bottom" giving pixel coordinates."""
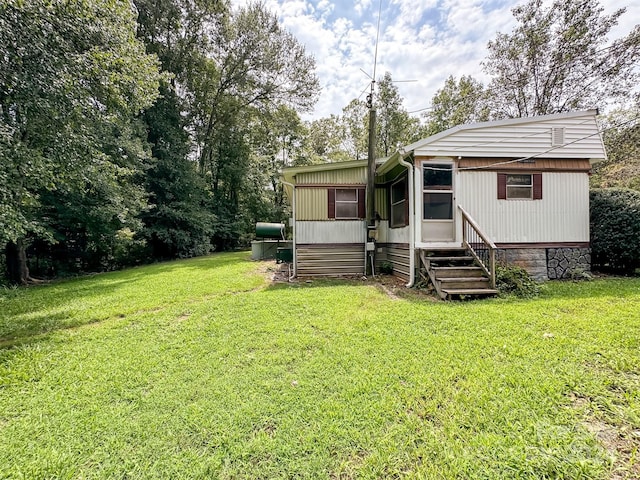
[{"left": 281, "top": 110, "right": 606, "bottom": 298}]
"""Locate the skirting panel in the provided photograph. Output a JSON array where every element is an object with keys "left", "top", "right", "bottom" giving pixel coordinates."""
[
  {"left": 296, "top": 244, "right": 365, "bottom": 277},
  {"left": 377, "top": 243, "right": 411, "bottom": 281}
]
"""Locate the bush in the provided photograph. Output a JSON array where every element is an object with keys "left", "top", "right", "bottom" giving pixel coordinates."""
[
  {"left": 590, "top": 189, "right": 640, "bottom": 274},
  {"left": 495, "top": 264, "right": 540, "bottom": 298},
  {"left": 379, "top": 261, "right": 394, "bottom": 275}
]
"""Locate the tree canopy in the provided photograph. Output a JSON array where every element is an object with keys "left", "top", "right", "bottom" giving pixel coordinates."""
[
  {"left": 3, "top": 0, "right": 639, "bottom": 284},
  {"left": 483, "top": 0, "right": 640, "bottom": 118},
  {"left": 1, "top": 0, "right": 320, "bottom": 284},
  {"left": 0, "top": 0, "right": 164, "bottom": 283},
  {"left": 423, "top": 75, "right": 489, "bottom": 136}
]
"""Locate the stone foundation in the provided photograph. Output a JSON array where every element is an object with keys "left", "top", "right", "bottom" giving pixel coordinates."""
[{"left": 546, "top": 248, "right": 591, "bottom": 279}]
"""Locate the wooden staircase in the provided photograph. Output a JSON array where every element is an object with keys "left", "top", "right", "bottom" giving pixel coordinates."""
[{"left": 419, "top": 248, "right": 498, "bottom": 300}]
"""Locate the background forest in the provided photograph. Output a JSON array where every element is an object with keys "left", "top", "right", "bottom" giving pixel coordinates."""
[{"left": 1, "top": 0, "right": 639, "bottom": 284}]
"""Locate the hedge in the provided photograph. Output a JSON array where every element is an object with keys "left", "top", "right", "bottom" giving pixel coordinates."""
[{"left": 590, "top": 188, "right": 640, "bottom": 274}]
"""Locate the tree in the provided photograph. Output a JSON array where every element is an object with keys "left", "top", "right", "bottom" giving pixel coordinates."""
[
  {"left": 250, "top": 105, "right": 305, "bottom": 212},
  {"left": 590, "top": 188, "right": 640, "bottom": 273},
  {"left": 134, "top": 0, "right": 227, "bottom": 83},
  {"left": 341, "top": 99, "right": 368, "bottom": 161},
  {"left": 375, "top": 72, "right": 420, "bottom": 157},
  {"left": 134, "top": 0, "right": 226, "bottom": 259},
  {"left": 141, "top": 85, "right": 216, "bottom": 259},
  {"left": 483, "top": 0, "right": 640, "bottom": 118},
  {"left": 423, "top": 75, "right": 489, "bottom": 135},
  {"left": 195, "top": 1, "right": 319, "bottom": 176},
  {"left": 303, "top": 116, "right": 351, "bottom": 164},
  {"left": 0, "top": 0, "right": 163, "bottom": 283},
  {"left": 591, "top": 98, "right": 640, "bottom": 191},
  {"left": 179, "top": 2, "right": 320, "bottom": 249}
]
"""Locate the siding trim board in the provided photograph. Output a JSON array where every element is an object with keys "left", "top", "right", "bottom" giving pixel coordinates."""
[
  {"left": 297, "top": 243, "right": 365, "bottom": 248},
  {"left": 458, "top": 158, "right": 591, "bottom": 171},
  {"left": 297, "top": 183, "right": 367, "bottom": 188},
  {"left": 496, "top": 242, "right": 590, "bottom": 249}
]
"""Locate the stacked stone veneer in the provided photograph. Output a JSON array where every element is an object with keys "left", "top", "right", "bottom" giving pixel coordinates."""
[
  {"left": 546, "top": 248, "right": 591, "bottom": 279},
  {"left": 497, "top": 247, "right": 591, "bottom": 281}
]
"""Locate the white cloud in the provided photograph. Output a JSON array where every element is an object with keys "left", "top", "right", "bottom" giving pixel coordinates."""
[
  {"left": 229, "top": 0, "right": 639, "bottom": 120},
  {"left": 355, "top": 0, "right": 373, "bottom": 16}
]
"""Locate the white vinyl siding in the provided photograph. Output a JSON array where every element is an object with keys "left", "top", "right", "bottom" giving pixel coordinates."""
[
  {"left": 413, "top": 114, "right": 604, "bottom": 160},
  {"left": 456, "top": 171, "right": 589, "bottom": 243}
]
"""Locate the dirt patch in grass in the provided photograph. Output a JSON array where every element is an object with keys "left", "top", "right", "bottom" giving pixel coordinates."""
[
  {"left": 571, "top": 393, "right": 640, "bottom": 479},
  {"left": 373, "top": 274, "right": 407, "bottom": 300},
  {"left": 253, "top": 260, "right": 291, "bottom": 284},
  {"left": 258, "top": 259, "right": 440, "bottom": 301},
  {"left": 584, "top": 418, "right": 639, "bottom": 480}
]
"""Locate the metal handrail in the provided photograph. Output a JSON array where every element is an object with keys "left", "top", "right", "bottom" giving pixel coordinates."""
[{"left": 458, "top": 206, "right": 497, "bottom": 289}]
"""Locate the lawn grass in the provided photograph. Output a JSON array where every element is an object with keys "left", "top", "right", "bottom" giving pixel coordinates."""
[{"left": 0, "top": 252, "right": 638, "bottom": 479}]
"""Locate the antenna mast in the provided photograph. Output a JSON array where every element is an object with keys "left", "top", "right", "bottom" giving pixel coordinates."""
[{"left": 365, "top": 0, "right": 383, "bottom": 275}]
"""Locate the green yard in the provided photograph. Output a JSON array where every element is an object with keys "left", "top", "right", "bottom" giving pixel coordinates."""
[{"left": 0, "top": 252, "right": 638, "bottom": 479}]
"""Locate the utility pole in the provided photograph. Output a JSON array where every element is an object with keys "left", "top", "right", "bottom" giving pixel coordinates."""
[
  {"left": 365, "top": 83, "right": 377, "bottom": 276},
  {"left": 365, "top": 0, "right": 383, "bottom": 276},
  {"left": 366, "top": 85, "right": 376, "bottom": 230}
]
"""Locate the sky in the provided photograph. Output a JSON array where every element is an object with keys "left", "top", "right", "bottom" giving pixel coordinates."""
[{"left": 230, "top": 0, "right": 640, "bottom": 121}]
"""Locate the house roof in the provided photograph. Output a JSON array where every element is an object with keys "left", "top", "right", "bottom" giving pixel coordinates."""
[
  {"left": 281, "top": 111, "right": 606, "bottom": 189},
  {"left": 398, "top": 109, "right": 606, "bottom": 163}
]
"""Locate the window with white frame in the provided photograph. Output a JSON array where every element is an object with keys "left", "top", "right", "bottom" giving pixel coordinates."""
[
  {"left": 506, "top": 174, "right": 533, "bottom": 199},
  {"left": 423, "top": 163, "right": 453, "bottom": 220},
  {"left": 498, "top": 173, "right": 542, "bottom": 200}
]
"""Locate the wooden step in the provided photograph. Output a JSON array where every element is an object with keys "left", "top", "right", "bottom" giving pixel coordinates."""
[
  {"left": 423, "top": 250, "right": 467, "bottom": 258},
  {"left": 433, "top": 266, "right": 485, "bottom": 278},
  {"left": 426, "top": 255, "right": 474, "bottom": 261},
  {"left": 441, "top": 288, "right": 499, "bottom": 298},
  {"left": 438, "top": 277, "right": 490, "bottom": 289},
  {"left": 419, "top": 247, "right": 498, "bottom": 300}
]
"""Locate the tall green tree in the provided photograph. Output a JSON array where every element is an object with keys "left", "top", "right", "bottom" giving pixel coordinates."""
[
  {"left": 250, "top": 105, "right": 305, "bottom": 212},
  {"left": 134, "top": 0, "right": 228, "bottom": 83},
  {"left": 483, "top": 0, "right": 640, "bottom": 118},
  {"left": 341, "top": 99, "right": 368, "bottom": 161},
  {"left": 375, "top": 72, "right": 420, "bottom": 157},
  {"left": 141, "top": 85, "right": 216, "bottom": 259},
  {"left": 182, "top": 2, "right": 319, "bottom": 249},
  {"left": 195, "top": 2, "right": 319, "bottom": 176},
  {"left": 423, "top": 75, "right": 489, "bottom": 135},
  {"left": 303, "top": 116, "right": 351, "bottom": 164},
  {"left": 0, "top": 0, "right": 163, "bottom": 283},
  {"left": 134, "top": 0, "right": 226, "bottom": 259}
]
